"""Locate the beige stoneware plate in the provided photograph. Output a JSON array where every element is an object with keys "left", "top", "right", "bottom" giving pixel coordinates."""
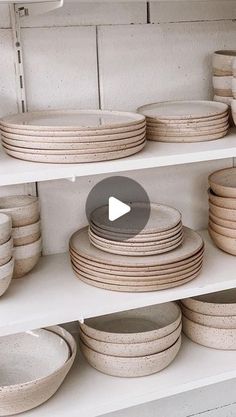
[
  {"left": 146, "top": 124, "right": 229, "bottom": 136},
  {"left": 147, "top": 129, "right": 228, "bottom": 143},
  {"left": 146, "top": 117, "right": 229, "bottom": 130},
  {"left": 146, "top": 113, "right": 229, "bottom": 126},
  {"left": 81, "top": 302, "right": 181, "bottom": 343},
  {"left": 182, "top": 289, "right": 236, "bottom": 316},
  {"left": 209, "top": 168, "right": 236, "bottom": 198}
]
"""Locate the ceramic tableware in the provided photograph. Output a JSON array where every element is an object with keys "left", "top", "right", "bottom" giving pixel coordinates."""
[
  {"left": 208, "top": 226, "right": 236, "bottom": 255},
  {"left": 209, "top": 168, "right": 236, "bottom": 198},
  {"left": 13, "top": 237, "right": 42, "bottom": 278},
  {"left": 0, "top": 237, "right": 13, "bottom": 267},
  {"left": 181, "top": 303, "right": 236, "bottom": 329},
  {"left": 0, "top": 257, "right": 14, "bottom": 297},
  {"left": 0, "top": 213, "right": 12, "bottom": 245},
  {"left": 0, "top": 195, "right": 39, "bottom": 227},
  {"left": 182, "top": 289, "right": 236, "bottom": 316},
  {"left": 12, "top": 220, "right": 41, "bottom": 246}
]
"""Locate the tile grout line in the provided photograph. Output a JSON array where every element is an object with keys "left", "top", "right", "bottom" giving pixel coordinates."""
[
  {"left": 147, "top": 2, "right": 150, "bottom": 24},
  {"left": 95, "top": 25, "right": 102, "bottom": 110}
]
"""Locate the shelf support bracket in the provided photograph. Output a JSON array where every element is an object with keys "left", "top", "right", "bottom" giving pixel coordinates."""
[{"left": 16, "top": 0, "right": 64, "bottom": 17}]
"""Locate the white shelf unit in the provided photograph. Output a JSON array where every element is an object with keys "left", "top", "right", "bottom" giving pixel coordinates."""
[
  {"left": 0, "top": 129, "right": 236, "bottom": 186},
  {"left": 19, "top": 336, "right": 236, "bottom": 417}
]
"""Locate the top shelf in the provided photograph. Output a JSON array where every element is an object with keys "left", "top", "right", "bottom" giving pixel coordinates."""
[{"left": 0, "top": 129, "right": 235, "bottom": 186}]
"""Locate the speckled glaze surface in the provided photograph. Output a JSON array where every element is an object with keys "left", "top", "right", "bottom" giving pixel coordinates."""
[
  {"left": 81, "top": 336, "right": 181, "bottom": 377},
  {"left": 12, "top": 220, "right": 41, "bottom": 247},
  {"left": 181, "top": 289, "right": 236, "bottom": 316},
  {"left": 209, "top": 211, "right": 236, "bottom": 229},
  {"left": 0, "top": 196, "right": 40, "bottom": 227},
  {"left": 13, "top": 237, "right": 42, "bottom": 278},
  {"left": 213, "top": 50, "right": 236, "bottom": 76},
  {"left": 0, "top": 258, "right": 14, "bottom": 297},
  {"left": 208, "top": 226, "right": 236, "bottom": 255},
  {"left": 80, "top": 323, "right": 182, "bottom": 357},
  {"left": 209, "top": 168, "right": 236, "bottom": 198},
  {"left": 0, "top": 238, "right": 13, "bottom": 267},
  {"left": 183, "top": 315, "right": 236, "bottom": 350},
  {"left": 81, "top": 302, "right": 181, "bottom": 344},
  {"left": 209, "top": 219, "right": 236, "bottom": 238},
  {"left": 181, "top": 303, "right": 236, "bottom": 329},
  {"left": 208, "top": 189, "right": 236, "bottom": 210},
  {"left": 0, "top": 325, "right": 76, "bottom": 416},
  {"left": 0, "top": 214, "right": 12, "bottom": 245},
  {"left": 209, "top": 202, "right": 236, "bottom": 222}
]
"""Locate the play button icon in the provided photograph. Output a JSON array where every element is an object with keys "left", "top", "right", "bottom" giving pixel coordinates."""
[
  {"left": 108, "top": 197, "right": 131, "bottom": 222},
  {"left": 85, "top": 176, "right": 151, "bottom": 241}
]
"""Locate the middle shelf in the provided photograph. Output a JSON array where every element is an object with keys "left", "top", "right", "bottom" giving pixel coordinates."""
[{"left": 0, "top": 230, "right": 236, "bottom": 337}]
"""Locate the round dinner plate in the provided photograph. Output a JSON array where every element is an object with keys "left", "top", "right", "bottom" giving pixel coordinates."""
[
  {"left": 90, "top": 203, "right": 181, "bottom": 235},
  {"left": 69, "top": 226, "right": 203, "bottom": 267},
  {"left": 146, "top": 124, "right": 229, "bottom": 137},
  {"left": 3, "top": 141, "right": 146, "bottom": 163},
  {"left": 137, "top": 101, "right": 228, "bottom": 120},
  {"left": 146, "top": 115, "right": 229, "bottom": 129},
  {"left": 147, "top": 129, "right": 228, "bottom": 142},
  {"left": 1, "top": 109, "right": 145, "bottom": 131}
]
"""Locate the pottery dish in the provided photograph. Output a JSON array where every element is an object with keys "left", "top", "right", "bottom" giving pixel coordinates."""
[
  {"left": 181, "top": 303, "right": 236, "bottom": 329},
  {"left": 12, "top": 220, "right": 41, "bottom": 246},
  {"left": 0, "top": 213, "right": 12, "bottom": 245},
  {"left": 0, "top": 237, "right": 13, "bottom": 267},
  {"left": 213, "top": 50, "right": 236, "bottom": 76},
  {"left": 0, "top": 257, "right": 14, "bottom": 297},
  {"left": 181, "top": 288, "right": 236, "bottom": 316},
  {"left": 209, "top": 168, "right": 236, "bottom": 198},
  {"left": 13, "top": 237, "right": 42, "bottom": 278},
  {"left": 208, "top": 226, "right": 236, "bottom": 255},
  {"left": 0, "top": 195, "right": 39, "bottom": 227}
]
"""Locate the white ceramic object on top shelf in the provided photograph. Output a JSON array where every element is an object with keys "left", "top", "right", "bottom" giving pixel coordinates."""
[
  {"left": 0, "top": 325, "right": 77, "bottom": 416},
  {"left": 213, "top": 50, "right": 236, "bottom": 76},
  {"left": 0, "top": 213, "right": 12, "bottom": 245},
  {"left": 0, "top": 257, "right": 14, "bottom": 297},
  {"left": 13, "top": 237, "right": 42, "bottom": 278},
  {"left": 0, "top": 196, "right": 40, "bottom": 227},
  {"left": 0, "top": 238, "right": 13, "bottom": 267}
]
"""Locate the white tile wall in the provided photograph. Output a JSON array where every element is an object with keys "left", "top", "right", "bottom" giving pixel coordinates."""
[
  {"left": 0, "top": 5, "right": 10, "bottom": 28},
  {"left": 20, "top": 1, "right": 147, "bottom": 27},
  {"left": 0, "top": 29, "right": 18, "bottom": 117},
  {"left": 98, "top": 21, "right": 236, "bottom": 111},
  {"left": 149, "top": 1, "right": 236, "bottom": 23},
  {"left": 21, "top": 26, "right": 99, "bottom": 111}
]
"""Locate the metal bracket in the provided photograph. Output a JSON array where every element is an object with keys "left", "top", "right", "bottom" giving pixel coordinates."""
[{"left": 16, "top": 0, "right": 64, "bottom": 17}]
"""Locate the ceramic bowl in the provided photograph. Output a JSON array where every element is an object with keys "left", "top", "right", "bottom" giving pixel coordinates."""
[
  {"left": 208, "top": 226, "right": 236, "bottom": 255},
  {"left": 12, "top": 220, "right": 41, "bottom": 247},
  {"left": 181, "top": 303, "right": 236, "bottom": 329},
  {"left": 232, "top": 78, "right": 236, "bottom": 99},
  {"left": 0, "top": 237, "right": 13, "bottom": 267},
  {"left": 13, "top": 237, "right": 42, "bottom": 278},
  {"left": 81, "top": 302, "right": 182, "bottom": 344},
  {"left": 80, "top": 323, "right": 182, "bottom": 357},
  {"left": 209, "top": 219, "right": 236, "bottom": 238},
  {"left": 208, "top": 188, "right": 236, "bottom": 210},
  {"left": 0, "top": 195, "right": 40, "bottom": 227},
  {"left": 181, "top": 288, "right": 236, "bottom": 316},
  {"left": 0, "top": 257, "right": 14, "bottom": 297},
  {"left": 209, "top": 167, "right": 236, "bottom": 198},
  {"left": 0, "top": 213, "right": 12, "bottom": 245},
  {"left": 81, "top": 336, "right": 181, "bottom": 377},
  {"left": 213, "top": 76, "right": 232, "bottom": 97},
  {"left": 183, "top": 315, "right": 236, "bottom": 350},
  {"left": 209, "top": 211, "right": 236, "bottom": 229},
  {"left": 209, "top": 201, "right": 236, "bottom": 221},
  {"left": 0, "top": 325, "right": 76, "bottom": 416},
  {"left": 232, "top": 99, "right": 236, "bottom": 125},
  {"left": 213, "top": 50, "right": 236, "bottom": 76}
]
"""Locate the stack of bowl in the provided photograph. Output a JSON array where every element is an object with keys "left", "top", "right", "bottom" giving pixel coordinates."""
[
  {"left": 137, "top": 100, "right": 229, "bottom": 143},
  {"left": 208, "top": 167, "right": 236, "bottom": 255},
  {"left": 0, "top": 110, "right": 146, "bottom": 163},
  {"left": 89, "top": 203, "right": 183, "bottom": 256},
  {"left": 232, "top": 58, "right": 236, "bottom": 125},
  {"left": 181, "top": 289, "right": 236, "bottom": 350},
  {"left": 0, "top": 325, "right": 76, "bottom": 416},
  {"left": 0, "top": 195, "right": 42, "bottom": 278},
  {"left": 0, "top": 213, "right": 13, "bottom": 296},
  {"left": 213, "top": 50, "right": 235, "bottom": 108},
  {"left": 80, "top": 302, "right": 182, "bottom": 377}
]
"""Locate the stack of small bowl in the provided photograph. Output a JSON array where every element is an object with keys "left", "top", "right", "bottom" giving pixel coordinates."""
[
  {"left": 137, "top": 100, "right": 229, "bottom": 143},
  {"left": 0, "top": 195, "right": 42, "bottom": 278},
  {"left": 232, "top": 58, "right": 236, "bottom": 126},
  {"left": 0, "top": 110, "right": 146, "bottom": 164},
  {"left": 0, "top": 325, "right": 76, "bottom": 416},
  {"left": 213, "top": 50, "right": 235, "bottom": 108},
  {"left": 69, "top": 203, "right": 204, "bottom": 292},
  {"left": 208, "top": 167, "right": 236, "bottom": 255},
  {"left": 80, "top": 302, "right": 182, "bottom": 377},
  {"left": 181, "top": 289, "right": 236, "bottom": 350},
  {"left": 0, "top": 213, "right": 14, "bottom": 296}
]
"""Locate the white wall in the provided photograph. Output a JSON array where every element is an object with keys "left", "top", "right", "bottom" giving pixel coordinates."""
[{"left": 0, "top": 1, "right": 236, "bottom": 416}]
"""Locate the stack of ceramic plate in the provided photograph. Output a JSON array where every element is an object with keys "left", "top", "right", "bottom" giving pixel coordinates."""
[
  {"left": 137, "top": 100, "right": 229, "bottom": 143},
  {"left": 69, "top": 226, "right": 204, "bottom": 292},
  {"left": 213, "top": 50, "right": 235, "bottom": 108},
  {"left": 208, "top": 167, "right": 236, "bottom": 255},
  {"left": 89, "top": 203, "right": 183, "bottom": 256},
  {"left": 0, "top": 110, "right": 146, "bottom": 164},
  {"left": 181, "top": 289, "right": 236, "bottom": 350},
  {"left": 0, "top": 213, "right": 13, "bottom": 297},
  {"left": 0, "top": 325, "right": 76, "bottom": 416},
  {"left": 80, "top": 302, "right": 182, "bottom": 377},
  {"left": 0, "top": 195, "right": 42, "bottom": 278}
]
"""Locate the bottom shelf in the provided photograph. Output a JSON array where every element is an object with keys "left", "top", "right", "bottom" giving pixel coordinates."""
[{"left": 24, "top": 336, "right": 236, "bottom": 417}]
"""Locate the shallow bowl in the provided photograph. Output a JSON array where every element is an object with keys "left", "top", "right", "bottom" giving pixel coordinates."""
[
  {"left": 0, "top": 213, "right": 12, "bottom": 245},
  {"left": 209, "top": 201, "right": 236, "bottom": 222},
  {"left": 81, "top": 302, "right": 181, "bottom": 344},
  {"left": 183, "top": 315, "right": 236, "bottom": 349},
  {"left": 0, "top": 237, "right": 13, "bottom": 267},
  {"left": 209, "top": 226, "right": 236, "bottom": 255},
  {"left": 209, "top": 167, "right": 236, "bottom": 198},
  {"left": 181, "top": 303, "right": 236, "bottom": 329},
  {"left": 0, "top": 195, "right": 40, "bottom": 227},
  {"left": 12, "top": 220, "right": 41, "bottom": 247},
  {"left": 181, "top": 288, "right": 236, "bottom": 316},
  {"left": 13, "top": 237, "right": 42, "bottom": 278},
  {"left": 0, "top": 257, "right": 14, "bottom": 297},
  {"left": 209, "top": 219, "right": 236, "bottom": 238},
  {"left": 0, "top": 325, "right": 76, "bottom": 416},
  {"left": 208, "top": 188, "right": 236, "bottom": 210},
  {"left": 81, "top": 336, "right": 181, "bottom": 377}
]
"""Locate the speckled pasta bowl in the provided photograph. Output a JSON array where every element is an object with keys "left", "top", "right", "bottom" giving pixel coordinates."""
[{"left": 0, "top": 325, "right": 76, "bottom": 416}]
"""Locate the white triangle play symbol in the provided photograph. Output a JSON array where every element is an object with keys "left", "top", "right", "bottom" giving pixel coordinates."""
[{"left": 108, "top": 197, "right": 131, "bottom": 222}]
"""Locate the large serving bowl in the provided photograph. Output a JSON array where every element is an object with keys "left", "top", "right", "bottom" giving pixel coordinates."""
[
  {"left": 0, "top": 195, "right": 39, "bottom": 227},
  {"left": 12, "top": 220, "right": 41, "bottom": 247},
  {"left": 0, "top": 238, "right": 13, "bottom": 267},
  {"left": 0, "top": 213, "right": 12, "bottom": 245},
  {"left": 181, "top": 289, "right": 236, "bottom": 316},
  {"left": 183, "top": 316, "right": 236, "bottom": 350},
  {"left": 81, "top": 302, "right": 182, "bottom": 344},
  {"left": 0, "top": 257, "right": 14, "bottom": 297},
  {"left": 13, "top": 237, "right": 42, "bottom": 278},
  {"left": 80, "top": 323, "right": 182, "bottom": 357},
  {"left": 81, "top": 336, "right": 181, "bottom": 377},
  {"left": 0, "top": 325, "right": 76, "bottom": 416},
  {"left": 181, "top": 303, "right": 236, "bottom": 329}
]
